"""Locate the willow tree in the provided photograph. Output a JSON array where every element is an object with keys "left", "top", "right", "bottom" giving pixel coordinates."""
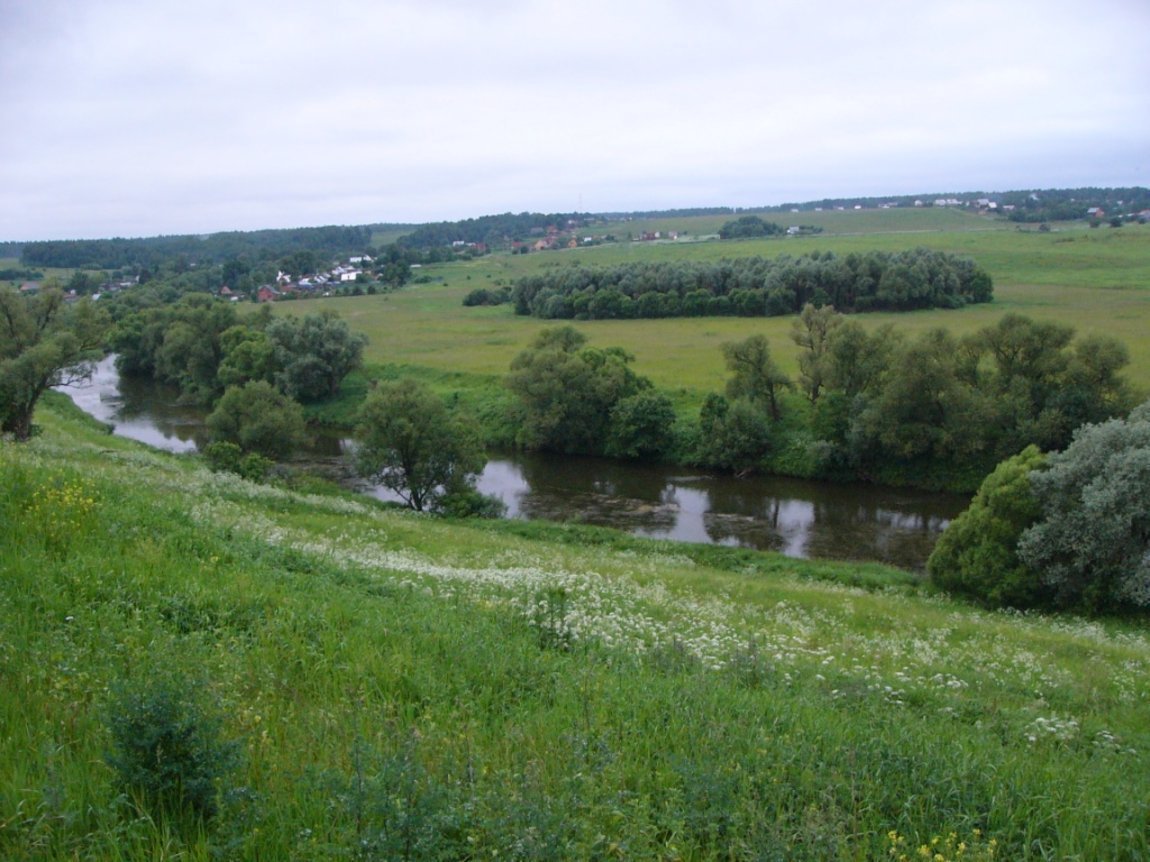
[{"left": 1, "top": 286, "right": 108, "bottom": 441}]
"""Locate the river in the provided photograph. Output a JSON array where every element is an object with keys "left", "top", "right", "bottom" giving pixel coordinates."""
[{"left": 60, "top": 355, "right": 968, "bottom": 570}]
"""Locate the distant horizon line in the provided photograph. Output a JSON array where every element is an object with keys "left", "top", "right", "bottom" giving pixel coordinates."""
[{"left": 4, "top": 184, "right": 1147, "bottom": 246}]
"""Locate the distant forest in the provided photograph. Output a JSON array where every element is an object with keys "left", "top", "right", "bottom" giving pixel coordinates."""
[
  {"left": 768, "top": 186, "right": 1150, "bottom": 219},
  {"left": 395, "top": 212, "right": 596, "bottom": 250},
  {"left": 17, "top": 225, "right": 388, "bottom": 270},
  {"left": 11, "top": 186, "right": 1146, "bottom": 269},
  {"left": 510, "top": 249, "right": 993, "bottom": 320}
]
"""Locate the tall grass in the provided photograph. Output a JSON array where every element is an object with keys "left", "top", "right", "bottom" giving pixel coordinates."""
[{"left": 1, "top": 397, "right": 1148, "bottom": 859}]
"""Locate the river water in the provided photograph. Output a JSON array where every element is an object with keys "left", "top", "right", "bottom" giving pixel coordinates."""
[{"left": 60, "top": 355, "right": 968, "bottom": 570}]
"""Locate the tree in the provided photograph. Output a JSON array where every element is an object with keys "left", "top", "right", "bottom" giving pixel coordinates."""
[
  {"left": 216, "top": 326, "right": 276, "bottom": 389},
  {"left": 854, "top": 328, "right": 989, "bottom": 465},
  {"left": 1017, "top": 402, "right": 1150, "bottom": 613},
  {"left": 355, "top": 378, "right": 485, "bottom": 512},
  {"left": 266, "top": 310, "right": 367, "bottom": 401},
  {"left": 718, "top": 215, "right": 783, "bottom": 239},
  {"left": 790, "top": 303, "right": 842, "bottom": 403},
  {"left": 205, "top": 381, "right": 307, "bottom": 461},
  {"left": 0, "top": 286, "right": 109, "bottom": 441},
  {"left": 927, "top": 445, "right": 1047, "bottom": 608},
  {"left": 507, "top": 327, "right": 649, "bottom": 454},
  {"left": 823, "top": 320, "right": 899, "bottom": 400},
  {"left": 694, "top": 394, "right": 775, "bottom": 475},
  {"left": 721, "top": 334, "right": 792, "bottom": 421},
  {"left": 606, "top": 390, "right": 677, "bottom": 461},
  {"left": 109, "top": 294, "right": 238, "bottom": 402}
]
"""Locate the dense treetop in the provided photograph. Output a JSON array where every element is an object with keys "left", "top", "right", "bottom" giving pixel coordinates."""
[
  {"left": 717, "top": 215, "right": 784, "bottom": 239},
  {"left": 510, "top": 248, "right": 993, "bottom": 320}
]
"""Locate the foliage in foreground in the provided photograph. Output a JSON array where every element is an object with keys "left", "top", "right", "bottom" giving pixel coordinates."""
[
  {"left": 927, "top": 446, "right": 1047, "bottom": 608},
  {"left": 930, "top": 402, "right": 1150, "bottom": 614},
  {"left": 2, "top": 399, "right": 1149, "bottom": 860}
]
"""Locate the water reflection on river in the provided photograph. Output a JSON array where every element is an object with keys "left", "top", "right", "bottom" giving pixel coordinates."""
[
  {"left": 61, "top": 355, "right": 968, "bottom": 570},
  {"left": 61, "top": 355, "right": 206, "bottom": 452},
  {"left": 468, "top": 453, "right": 962, "bottom": 570}
]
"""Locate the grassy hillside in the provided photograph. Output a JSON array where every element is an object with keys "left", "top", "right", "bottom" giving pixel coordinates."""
[{"left": 2, "top": 394, "right": 1148, "bottom": 859}]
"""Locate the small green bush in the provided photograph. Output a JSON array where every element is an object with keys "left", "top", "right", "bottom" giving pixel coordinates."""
[
  {"left": 203, "top": 440, "right": 273, "bottom": 481},
  {"left": 105, "top": 674, "right": 240, "bottom": 824}
]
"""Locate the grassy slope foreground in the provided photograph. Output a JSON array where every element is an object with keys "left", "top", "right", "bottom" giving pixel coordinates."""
[{"left": 2, "top": 397, "right": 1149, "bottom": 860}]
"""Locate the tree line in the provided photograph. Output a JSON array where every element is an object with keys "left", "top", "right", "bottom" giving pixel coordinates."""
[
  {"left": 111, "top": 297, "right": 366, "bottom": 406},
  {"left": 499, "top": 309, "right": 1132, "bottom": 493},
  {"left": 397, "top": 212, "right": 595, "bottom": 251},
  {"left": 19, "top": 225, "right": 380, "bottom": 270},
  {"left": 508, "top": 248, "right": 993, "bottom": 320}
]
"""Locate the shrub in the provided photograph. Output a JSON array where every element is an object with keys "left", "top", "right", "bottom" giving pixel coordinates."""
[
  {"left": 1017, "top": 402, "right": 1150, "bottom": 613},
  {"left": 202, "top": 440, "right": 273, "bottom": 481},
  {"left": 104, "top": 674, "right": 240, "bottom": 823},
  {"left": 927, "top": 445, "right": 1046, "bottom": 608}
]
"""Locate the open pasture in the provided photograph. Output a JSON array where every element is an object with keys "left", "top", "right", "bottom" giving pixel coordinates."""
[{"left": 296, "top": 216, "right": 1150, "bottom": 400}]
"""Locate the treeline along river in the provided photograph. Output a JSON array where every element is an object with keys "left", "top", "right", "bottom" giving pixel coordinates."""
[{"left": 62, "top": 355, "right": 967, "bottom": 571}]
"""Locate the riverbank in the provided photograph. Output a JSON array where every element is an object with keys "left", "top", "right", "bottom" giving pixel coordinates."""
[
  {"left": 59, "top": 358, "right": 967, "bottom": 570},
  {"left": 5, "top": 391, "right": 1149, "bottom": 860}
]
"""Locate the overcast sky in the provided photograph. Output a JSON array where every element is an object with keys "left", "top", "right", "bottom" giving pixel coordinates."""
[{"left": 2, "top": 0, "right": 1148, "bottom": 241}]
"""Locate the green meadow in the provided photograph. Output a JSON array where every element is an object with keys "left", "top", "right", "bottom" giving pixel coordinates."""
[
  {"left": 2, "top": 393, "right": 1148, "bottom": 860},
  {"left": 290, "top": 215, "right": 1150, "bottom": 405}
]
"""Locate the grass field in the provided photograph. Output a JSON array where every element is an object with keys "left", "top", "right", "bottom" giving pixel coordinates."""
[
  {"left": 281, "top": 215, "right": 1150, "bottom": 403},
  {"left": 2, "top": 394, "right": 1148, "bottom": 859}
]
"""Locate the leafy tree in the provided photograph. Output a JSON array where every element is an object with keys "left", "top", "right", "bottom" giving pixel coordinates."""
[
  {"left": 0, "top": 286, "right": 109, "bottom": 441},
  {"left": 1017, "top": 403, "right": 1150, "bottom": 613},
  {"left": 721, "top": 334, "right": 792, "bottom": 421},
  {"left": 355, "top": 378, "right": 485, "bottom": 512},
  {"left": 266, "top": 310, "right": 367, "bottom": 401},
  {"left": 110, "top": 294, "right": 238, "bottom": 402},
  {"left": 927, "top": 445, "right": 1047, "bottom": 608},
  {"left": 606, "top": 390, "right": 677, "bottom": 461},
  {"left": 216, "top": 326, "right": 276, "bottom": 389},
  {"left": 853, "top": 328, "right": 989, "bottom": 465},
  {"left": 964, "top": 315, "right": 1131, "bottom": 456},
  {"left": 694, "top": 394, "right": 774, "bottom": 475},
  {"left": 507, "top": 327, "right": 649, "bottom": 454},
  {"left": 510, "top": 249, "right": 992, "bottom": 319},
  {"left": 790, "top": 303, "right": 842, "bottom": 403},
  {"left": 205, "top": 381, "right": 307, "bottom": 461},
  {"left": 823, "top": 320, "right": 900, "bottom": 400}
]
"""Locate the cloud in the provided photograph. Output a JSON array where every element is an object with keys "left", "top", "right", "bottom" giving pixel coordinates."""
[{"left": 2, "top": 0, "right": 1148, "bottom": 240}]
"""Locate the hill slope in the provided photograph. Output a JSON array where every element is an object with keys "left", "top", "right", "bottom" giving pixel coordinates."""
[{"left": 2, "top": 396, "right": 1148, "bottom": 860}]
